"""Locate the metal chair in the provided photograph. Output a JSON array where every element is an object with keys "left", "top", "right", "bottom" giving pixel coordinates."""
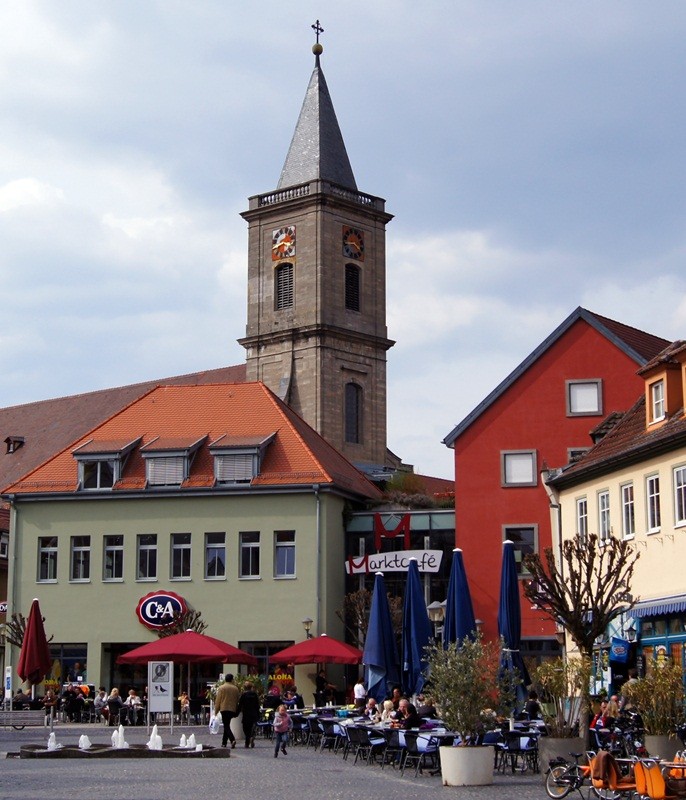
[
  {"left": 379, "top": 727, "right": 405, "bottom": 769},
  {"left": 319, "top": 717, "right": 345, "bottom": 753},
  {"left": 401, "top": 731, "right": 439, "bottom": 777}
]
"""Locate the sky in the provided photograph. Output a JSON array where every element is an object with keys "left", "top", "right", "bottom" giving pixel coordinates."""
[{"left": 1, "top": 1, "right": 686, "bottom": 480}]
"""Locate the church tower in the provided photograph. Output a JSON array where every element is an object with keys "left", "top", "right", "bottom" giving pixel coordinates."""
[{"left": 239, "top": 34, "right": 394, "bottom": 469}]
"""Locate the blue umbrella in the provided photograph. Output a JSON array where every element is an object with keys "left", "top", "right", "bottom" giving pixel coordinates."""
[
  {"left": 498, "top": 540, "right": 531, "bottom": 708},
  {"left": 443, "top": 548, "right": 477, "bottom": 647},
  {"left": 363, "top": 572, "right": 400, "bottom": 704},
  {"left": 402, "top": 558, "right": 433, "bottom": 697}
]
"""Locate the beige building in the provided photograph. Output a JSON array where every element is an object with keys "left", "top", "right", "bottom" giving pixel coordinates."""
[{"left": 547, "top": 340, "right": 686, "bottom": 688}]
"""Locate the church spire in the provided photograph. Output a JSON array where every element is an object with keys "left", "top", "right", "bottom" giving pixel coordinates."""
[{"left": 277, "top": 27, "right": 357, "bottom": 191}]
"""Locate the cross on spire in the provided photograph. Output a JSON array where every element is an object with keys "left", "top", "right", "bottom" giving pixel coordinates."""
[{"left": 311, "top": 19, "right": 324, "bottom": 44}]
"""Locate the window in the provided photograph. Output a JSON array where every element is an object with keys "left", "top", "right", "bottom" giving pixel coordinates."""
[
  {"left": 137, "top": 534, "right": 157, "bottom": 580},
  {"left": 38, "top": 536, "right": 58, "bottom": 582},
  {"left": 103, "top": 535, "right": 124, "bottom": 580},
  {"left": 275, "top": 262, "right": 294, "bottom": 309},
  {"left": 70, "top": 536, "right": 90, "bottom": 581},
  {"left": 345, "top": 264, "right": 360, "bottom": 311},
  {"left": 501, "top": 450, "right": 537, "bottom": 487},
  {"left": 274, "top": 531, "right": 296, "bottom": 578},
  {"left": 215, "top": 453, "right": 253, "bottom": 483},
  {"left": 503, "top": 526, "right": 537, "bottom": 575},
  {"left": 205, "top": 532, "right": 226, "bottom": 579},
  {"left": 598, "top": 491, "right": 611, "bottom": 541},
  {"left": 345, "top": 382, "right": 362, "bottom": 444},
  {"left": 568, "top": 447, "right": 590, "bottom": 463},
  {"left": 576, "top": 497, "right": 588, "bottom": 543},
  {"left": 650, "top": 380, "right": 665, "bottom": 422},
  {"left": 147, "top": 456, "right": 185, "bottom": 486},
  {"left": 171, "top": 533, "right": 191, "bottom": 579},
  {"left": 240, "top": 531, "right": 260, "bottom": 578},
  {"left": 674, "top": 466, "right": 686, "bottom": 526},
  {"left": 566, "top": 380, "right": 603, "bottom": 416},
  {"left": 82, "top": 459, "right": 115, "bottom": 489},
  {"left": 0, "top": 531, "right": 8, "bottom": 559},
  {"left": 646, "top": 475, "right": 661, "bottom": 532},
  {"left": 621, "top": 483, "right": 635, "bottom": 538}
]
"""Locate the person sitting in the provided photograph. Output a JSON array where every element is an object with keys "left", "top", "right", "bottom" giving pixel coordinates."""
[
  {"left": 379, "top": 699, "right": 395, "bottom": 723},
  {"left": 389, "top": 686, "right": 403, "bottom": 710},
  {"left": 394, "top": 699, "right": 423, "bottom": 730},
  {"left": 123, "top": 688, "right": 142, "bottom": 725},
  {"left": 289, "top": 685, "right": 305, "bottom": 710},
  {"left": 590, "top": 699, "right": 613, "bottom": 748},
  {"left": 524, "top": 690, "right": 543, "bottom": 720},
  {"left": 417, "top": 695, "right": 438, "bottom": 719},
  {"left": 62, "top": 683, "right": 85, "bottom": 721},
  {"left": 93, "top": 689, "right": 109, "bottom": 723},
  {"left": 363, "top": 698, "right": 379, "bottom": 721},
  {"left": 262, "top": 685, "right": 282, "bottom": 711},
  {"left": 13, "top": 689, "right": 31, "bottom": 709},
  {"left": 107, "top": 687, "right": 124, "bottom": 726}
]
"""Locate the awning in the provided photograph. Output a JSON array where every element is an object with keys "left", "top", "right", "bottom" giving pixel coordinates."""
[{"left": 631, "top": 594, "right": 686, "bottom": 618}]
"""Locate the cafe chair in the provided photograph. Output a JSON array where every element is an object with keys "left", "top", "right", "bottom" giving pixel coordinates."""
[
  {"left": 347, "top": 725, "right": 385, "bottom": 766},
  {"left": 106, "top": 701, "right": 121, "bottom": 727},
  {"left": 641, "top": 759, "right": 679, "bottom": 800},
  {"left": 400, "top": 732, "right": 439, "bottom": 777},
  {"left": 319, "top": 717, "right": 345, "bottom": 754},
  {"left": 380, "top": 728, "right": 405, "bottom": 770},
  {"left": 304, "top": 717, "right": 322, "bottom": 749},
  {"left": 590, "top": 750, "right": 637, "bottom": 798}
]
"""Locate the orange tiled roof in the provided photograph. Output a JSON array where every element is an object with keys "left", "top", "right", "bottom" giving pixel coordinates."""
[{"left": 2, "top": 382, "right": 381, "bottom": 501}]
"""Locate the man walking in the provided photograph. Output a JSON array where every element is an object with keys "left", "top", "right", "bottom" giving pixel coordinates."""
[{"left": 214, "top": 674, "right": 240, "bottom": 748}]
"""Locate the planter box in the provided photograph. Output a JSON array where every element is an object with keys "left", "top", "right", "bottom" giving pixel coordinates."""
[
  {"left": 538, "top": 736, "right": 586, "bottom": 778},
  {"left": 645, "top": 734, "right": 677, "bottom": 761},
  {"left": 439, "top": 744, "right": 494, "bottom": 787}
]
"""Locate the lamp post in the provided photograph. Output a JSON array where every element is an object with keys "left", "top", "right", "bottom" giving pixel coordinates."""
[
  {"left": 427, "top": 600, "right": 446, "bottom": 643},
  {"left": 301, "top": 617, "right": 313, "bottom": 639}
]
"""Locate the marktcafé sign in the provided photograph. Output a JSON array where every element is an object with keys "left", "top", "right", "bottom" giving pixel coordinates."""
[{"left": 345, "top": 550, "right": 443, "bottom": 574}]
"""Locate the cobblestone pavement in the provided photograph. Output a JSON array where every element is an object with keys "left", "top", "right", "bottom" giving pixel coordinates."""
[{"left": 0, "top": 723, "right": 549, "bottom": 800}]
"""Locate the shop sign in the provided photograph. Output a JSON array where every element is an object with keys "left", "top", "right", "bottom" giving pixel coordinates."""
[
  {"left": 345, "top": 549, "right": 443, "bottom": 574},
  {"left": 136, "top": 590, "right": 187, "bottom": 630}
]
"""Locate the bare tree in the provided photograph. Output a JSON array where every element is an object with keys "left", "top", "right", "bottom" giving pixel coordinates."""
[
  {"left": 523, "top": 533, "right": 639, "bottom": 659},
  {"left": 156, "top": 609, "right": 207, "bottom": 638},
  {"left": 4, "top": 611, "right": 53, "bottom": 648},
  {"left": 335, "top": 588, "right": 403, "bottom": 650}
]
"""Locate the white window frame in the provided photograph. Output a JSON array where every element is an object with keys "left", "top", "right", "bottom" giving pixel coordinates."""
[
  {"left": 501, "top": 450, "right": 537, "bottom": 487},
  {"left": 274, "top": 530, "right": 296, "bottom": 578},
  {"left": 674, "top": 466, "right": 686, "bottom": 527},
  {"left": 70, "top": 535, "right": 91, "bottom": 582},
  {"left": 239, "top": 531, "right": 260, "bottom": 579},
  {"left": 103, "top": 534, "right": 124, "bottom": 581},
  {"left": 205, "top": 532, "right": 226, "bottom": 580},
  {"left": 598, "top": 490, "right": 611, "bottom": 542},
  {"left": 646, "top": 474, "right": 661, "bottom": 533},
  {"left": 0, "top": 531, "right": 8, "bottom": 559},
  {"left": 650, "top": 380, "right": 665, "bottom": 423},
  {"left": 38, "top": 536, "right": 58, "bottom": 582},
  {"left": 566, "top": 379, "right": 603, "bottom": 416},
  {"left": 576, "top": 497, "right": 588, "bottom": 543},
  {"left": 81, "top": 459, "right": 117, "bottom": 490},
  {"left": 137, "top": 534, "right": 157, "bottom": 581},
  {"left": 621, "top": 483, "right": 635, "bottom": 539},
  {"left": 170, "top": 533, "right": 192, "bottom": 580}
]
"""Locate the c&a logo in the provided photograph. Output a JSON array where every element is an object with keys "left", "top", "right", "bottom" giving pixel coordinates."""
[{"left": 136, "top": 590, "right": 187, "bottom": 630}]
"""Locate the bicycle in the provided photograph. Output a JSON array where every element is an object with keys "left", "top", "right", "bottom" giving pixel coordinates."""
[{"left": 545, "top": 752, "right": 593, "bottom": 799}]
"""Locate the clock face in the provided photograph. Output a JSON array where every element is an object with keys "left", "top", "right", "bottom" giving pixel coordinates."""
[
  {"left": 342, "top": 226, "right": 365, "bottom": 261},
  {"left": 272, "top": 225, "right": 296, "bottom": 260}
]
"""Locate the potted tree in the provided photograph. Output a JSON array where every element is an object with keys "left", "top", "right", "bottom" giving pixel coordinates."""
[
  {"left": 532, "top": 656, "right": 591, "bottom": 768},
  {"left": 621, "top": 658, "right": 685, "bottom": 759},
  {"left": 425, "top": 633, "right": 504, "bottom": 786}
]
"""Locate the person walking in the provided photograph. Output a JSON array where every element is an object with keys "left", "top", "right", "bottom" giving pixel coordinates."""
[
  {"left": 273, "top": 704, "right": 292, "bottom": 758},
  {"left": 237, "top": 681, "right": 261, "bottom": 748},
  {"left": 214, "top": 674, "right": 240, "bottom": 748}
]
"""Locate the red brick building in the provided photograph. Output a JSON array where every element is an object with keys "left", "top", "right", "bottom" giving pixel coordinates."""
[{"left": 443, "top": 307, "right": 669, "bottom": 660}]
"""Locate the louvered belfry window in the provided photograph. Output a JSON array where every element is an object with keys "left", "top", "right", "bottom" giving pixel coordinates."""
[
  {"left": 215, "top": 453, "right": 254, "bottom": 483},
  {"left": 275, "top": 262, "right": 294, "bottom": 309},
  {"left": 147, "top": 456, "right": 185, "bottom": 486},
  {"left": 345, "top": 264, "right": 360, "bottom": 311}
]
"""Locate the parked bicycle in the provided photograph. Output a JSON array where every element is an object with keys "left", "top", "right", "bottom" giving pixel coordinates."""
[{"left": 545, "top": 752, "right": 593, "bottom": 799}]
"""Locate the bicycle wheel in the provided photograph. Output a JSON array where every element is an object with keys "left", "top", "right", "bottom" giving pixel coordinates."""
[
  {"left": 545, "top": 765, "right": 573, "bottom": 799},
  {"left": 591, "top": 789, "right": 621, "bottom": 800}
]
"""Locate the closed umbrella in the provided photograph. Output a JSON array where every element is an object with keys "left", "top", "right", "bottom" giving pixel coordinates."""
[
  {"left": 269, "top": 634, "right": 363, "bottom": 665},
  {"left": 498, "top": 540, "right": 531, "bottom": 708},
  {"left": 17, "top": 598, "right": 52, "bottom": 687},
  {"left": 363, "top": 571, "right": 400, "bottom": 704},
  {"left": 443, "top": 548, "right": 477, "bottom": 646},
  {"left": 402, "top": 558, "right": 433, "bottom": 697}
]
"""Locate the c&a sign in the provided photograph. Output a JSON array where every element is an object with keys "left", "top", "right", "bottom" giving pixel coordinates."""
[{"left": 136, "top": 590, "right": 187, "bottom": 630}]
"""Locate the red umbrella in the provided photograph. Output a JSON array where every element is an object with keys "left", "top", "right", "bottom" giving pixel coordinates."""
[
  {"left": 270, "top": 634, "right": 363, "bottom": 665},
  {"left": 17, "top": 598, "right": 52, "bottom": 686},
  {"left": 117, "top": 630, "right": 257, "bottom": 665}
]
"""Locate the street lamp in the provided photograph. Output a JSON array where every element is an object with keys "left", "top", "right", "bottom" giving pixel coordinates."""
[
  {"left": 624, "top": 623, "right": 636, "bottom": 643},
  {"left": 301, "top": 617, "right": 313, "bottom": 639},
  {"left": 427, "top": 600, "right": 445, "bottom": 643}
]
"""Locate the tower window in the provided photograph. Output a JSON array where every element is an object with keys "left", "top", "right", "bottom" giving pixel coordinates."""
[
  {"left": 275, "top": 262, "right": 294, "bottom": 310},
  {"left": 345, "top": 382, "right": 362, "bottom": 444},
  {"left": 345, "top": 264, "right": 360, "bottom": 311}
]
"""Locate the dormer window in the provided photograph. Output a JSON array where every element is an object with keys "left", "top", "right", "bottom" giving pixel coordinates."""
[
  {"left": 210, "top": 433, "right": 275, "bottom": 485},
  {"left": 141, "top": 435, "right": 206, "bottom": 487},
  {"left": 73, "top": 438, "right": 140, "bottom": 490},
  {"left": 650, "top": 379, "right": 665, "bottom": 423}
]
